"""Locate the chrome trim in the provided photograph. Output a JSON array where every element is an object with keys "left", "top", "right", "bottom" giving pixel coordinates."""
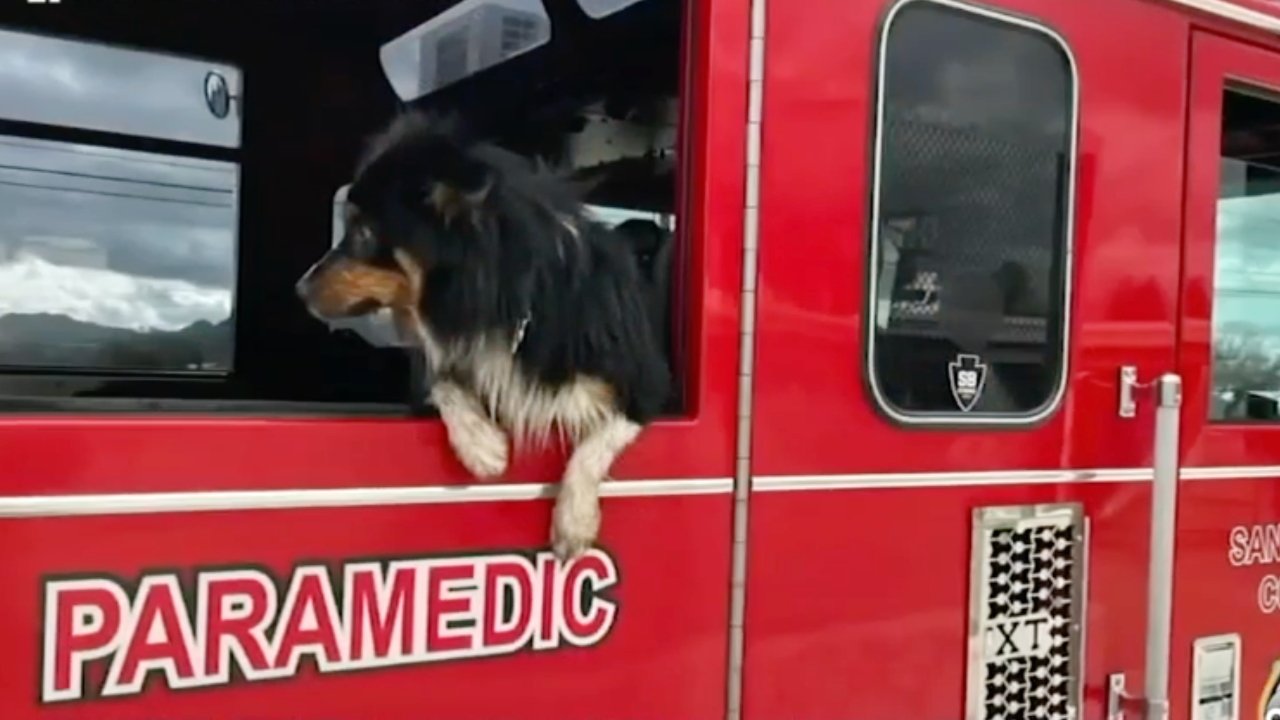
[
  {"left": 1164, "top": 0, "right": 1280, "bottom": 32},
  {"left": 865, "top": 0, "right": 1080, "bottom": 425},
  {"left": 1145, "top": 374, "right": 1183, "bottom": 720},
  {"left": 726, "top": 0, "right": 766, "bottom": 717},
  {"left": 753, "top": 468, "right": 1152, "bottom": 492},
  {"left": 0, "top": 478, "right": 734, "bottom": 518},
  {"left": 1183, "top": 466, "right": 1280, "bottom": 480}
]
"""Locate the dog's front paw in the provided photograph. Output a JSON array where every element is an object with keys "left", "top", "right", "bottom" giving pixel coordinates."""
[
  {"left": 433, "top": 383, "right": 509, "bottom": 479},
  {"left": 447, "top": 411, "right": 509, "bottom": 479},
  {"left": 550, "top": 488, "right": 600, "bottom": 561}
]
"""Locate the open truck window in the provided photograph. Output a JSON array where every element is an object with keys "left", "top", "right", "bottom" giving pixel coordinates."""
[
  {"left": 0, "top": 0, "right": 686, "bottom": 414},
  {"left": 1210, "top": 86, "right": 1280, "bottom": 422},
  {"left": 866, "top": 0, "right": 1077, "bottom": 423}
]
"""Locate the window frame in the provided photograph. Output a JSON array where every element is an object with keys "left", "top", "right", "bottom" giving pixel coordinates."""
[
  {"left": 0, "top": 27, "right": 255, "bottom": 406},
  {"left": 0, "top": 1, "right": 696, "bottom": 417},
  {"left": 863, "top": 0, "right": 1081, "bottom": 427}
]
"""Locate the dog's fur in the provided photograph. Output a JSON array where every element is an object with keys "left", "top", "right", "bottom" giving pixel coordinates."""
[{"left": 296, "top": 112, "right": 670, "bottom": 559}]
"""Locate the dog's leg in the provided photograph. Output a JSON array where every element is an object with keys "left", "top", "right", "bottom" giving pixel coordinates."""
[
  {"left": 552, "top": 415, "right": 640, "bottom": 560},
  {"left": 431, "top": 381, "right": 509, "bottom": 479}
]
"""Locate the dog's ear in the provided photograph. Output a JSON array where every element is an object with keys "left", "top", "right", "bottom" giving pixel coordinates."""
[
  {"left": 427, "top": 169, "right": 491, "bottom": 224},
  {"left": 415, "top": 132, "right": 492, "bottom": 224}
]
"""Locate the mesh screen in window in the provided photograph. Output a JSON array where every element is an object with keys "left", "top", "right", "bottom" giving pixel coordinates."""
[{"left": 868, "top": 0, "right": 1076, "bottom": 422}]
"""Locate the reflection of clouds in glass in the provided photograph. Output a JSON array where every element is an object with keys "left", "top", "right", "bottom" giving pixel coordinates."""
[
  {"left": 0, "top": 253, "right": 230, "bottom": 332},
  {"left": 1215, "top": 188, "right": 1280, "bottom": 331},
  {"left": 1217, "top": 193, "right": 1280, "bottom": 289},
  {"left": 0, "top": 136, "right": 237, "bottom": 333},
  {"left": 0, "top": 28, "right": 240, "bottom": 148}
]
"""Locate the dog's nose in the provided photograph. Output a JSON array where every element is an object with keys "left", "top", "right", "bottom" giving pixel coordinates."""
[{"left": 295, "top": 264, "right": 317, "bottom": 300}]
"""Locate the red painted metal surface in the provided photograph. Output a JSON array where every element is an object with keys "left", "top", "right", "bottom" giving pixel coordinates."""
[
  {"left": 11, "top": 0, "right": 1280, "bottom": 718},
  {"left": 1168, "top": 30, "right": 1280, "bottom": 720},
  {"left": 0, "top": 0, "right": 747, "bottom": 496},
  {"left": 1, "top": 496, "right": 730, "bottom": 719},
  {"left": 745, "top": 0, "right": 1184, "bottom": 714},
  {"left": 0, "top": 0, "right": 747, "bottom": 717}
]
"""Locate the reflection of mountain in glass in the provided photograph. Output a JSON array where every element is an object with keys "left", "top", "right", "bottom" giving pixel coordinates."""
[{"left": 0, "top": 313, "right": 232, "bottom": 372}]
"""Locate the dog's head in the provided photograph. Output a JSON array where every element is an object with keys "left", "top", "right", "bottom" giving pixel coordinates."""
[{"left": 295, "top": 112, "right": 493, "bottom": 322}]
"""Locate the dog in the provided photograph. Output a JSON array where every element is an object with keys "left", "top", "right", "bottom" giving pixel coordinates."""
[{"left": 295, "top": 111, "right": 670, "bottom": 560}]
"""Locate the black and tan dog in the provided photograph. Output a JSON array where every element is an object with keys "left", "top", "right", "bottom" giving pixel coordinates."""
[{"left": 296, "top": 112, "right": 670, "bottom": 560}]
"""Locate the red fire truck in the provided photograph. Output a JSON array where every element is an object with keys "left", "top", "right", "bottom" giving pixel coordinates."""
[{"left": 6, "top": 0, "right": 1280, "bottom": 718}]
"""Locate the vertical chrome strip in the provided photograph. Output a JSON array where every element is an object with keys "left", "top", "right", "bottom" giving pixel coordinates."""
[
  {"left": 1145, "top": 374, "right": 1183, "bottom": 719},
  {"left": 726, "top": 1, "right": 766, "bottom": 718}
]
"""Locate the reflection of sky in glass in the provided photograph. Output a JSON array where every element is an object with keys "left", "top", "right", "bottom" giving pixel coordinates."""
[
  {"left": 0, "top": 138, "right": 236, "bottom": 332},
  {"left": 1215, "top": 168, "right": 1280, "bottom": 331},
  {"left": 380, "top": 0, "right": 551, "bottom": 100}
]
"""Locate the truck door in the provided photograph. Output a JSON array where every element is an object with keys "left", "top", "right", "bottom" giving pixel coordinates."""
[
  {"left": 1171, "top": 30, "right": 1280, "bottom": 720},
  {"left": 743, "top": 0, "right": 1187, "bottom": 717}
]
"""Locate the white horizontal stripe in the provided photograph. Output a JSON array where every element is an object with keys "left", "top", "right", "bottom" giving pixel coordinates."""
[
  {"left": 1163, "top": 0, "right": 1280, "bottom": 32},
  {"left": 0, "top": 478, "right": 733, "bottom": 518},
  {"left": 1182, "top": 466, "right": 1280, "bottom": 481},
  {"left": 753, "top": 468, "right": 1153, "bottom": 492}
]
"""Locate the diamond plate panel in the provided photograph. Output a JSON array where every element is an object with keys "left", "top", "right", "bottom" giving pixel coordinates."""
[{"left": 967, "top": 503, "right": 1085, "bottom": 720}]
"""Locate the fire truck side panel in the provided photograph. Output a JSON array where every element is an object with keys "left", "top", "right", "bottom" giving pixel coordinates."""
[
  {"left": 746, "top": 0, "right": 1188, "bottom": 717},
  {"left": 0, "top": 0, "right": 750, "bottom": 717},
  {"left": 742, "top": 484, "right": 1150, "bottom": 718},
  {"left": 1, "top": 496, "right": 730, "bottom": 719}
]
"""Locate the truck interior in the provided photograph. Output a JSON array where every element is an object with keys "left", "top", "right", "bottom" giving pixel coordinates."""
[{"left": 0, "top": 0, "right": 686, "bottom": 414}]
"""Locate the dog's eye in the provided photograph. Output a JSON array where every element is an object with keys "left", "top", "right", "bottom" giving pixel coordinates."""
[{"left": 350, "top": 225, "right": 377, "bottom": 256}]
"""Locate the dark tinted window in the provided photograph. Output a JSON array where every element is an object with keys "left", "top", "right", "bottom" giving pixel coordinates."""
[{"left": 868, "top": 0, "right": 1076, "bottom": 422}]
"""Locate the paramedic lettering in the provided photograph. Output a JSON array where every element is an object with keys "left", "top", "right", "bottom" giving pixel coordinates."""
[{"left": 40, "top": 549, "right": 619, "bottom": 703}]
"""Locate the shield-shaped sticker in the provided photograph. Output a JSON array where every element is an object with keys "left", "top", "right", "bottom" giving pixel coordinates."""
[{"left": 948, "top": 353, "right": 988, "bottom": 412}]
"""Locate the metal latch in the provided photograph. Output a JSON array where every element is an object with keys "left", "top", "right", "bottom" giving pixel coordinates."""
[
  {"left": 1107, "top": 673, "right": 1170, "bottom": 720},
  {"left": 1119, "top": 366, "right": 1181, "bottom": 418},
  {"left": 1119, "top": 366, "right": 1140, "bottom": 418}
]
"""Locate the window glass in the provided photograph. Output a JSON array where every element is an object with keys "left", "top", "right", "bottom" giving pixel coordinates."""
[
  {"left": 380, "top": 0, "right": 551, "bottom": 101},
  {"left": 868, "top": 0, "right": 1075, "bottom": 421},
  {"left": 1210, "top": 88, "right": 1280, "bottom": 421},
  {"left": 576, "top": 0, "right": 650, "bottom": 19},
  {"left": 0, "top": 136, "right": 236, "bottom": 372},
  {"left": 0, "top": 29, "right": 241, "bottom": 148}
]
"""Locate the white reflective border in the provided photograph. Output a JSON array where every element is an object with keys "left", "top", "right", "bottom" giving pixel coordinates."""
[
  {"left": 754, "top": 466, "right": 1280, "bottom": 491},
  {"left": 1183, "top": 465, "right": 1280, "bottom": 481},
  {"left": 754, "top": 468, "right": 1152, "bottom": 492},
  {"left": 13, "top": 468, "right": 1276, "bottom": 516},
  {"left": 1165, "top": 0, "right": 1280, "bottom": 32},
  {"left": 0, "top": 478, "right": 732, "bottom": 518}
]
